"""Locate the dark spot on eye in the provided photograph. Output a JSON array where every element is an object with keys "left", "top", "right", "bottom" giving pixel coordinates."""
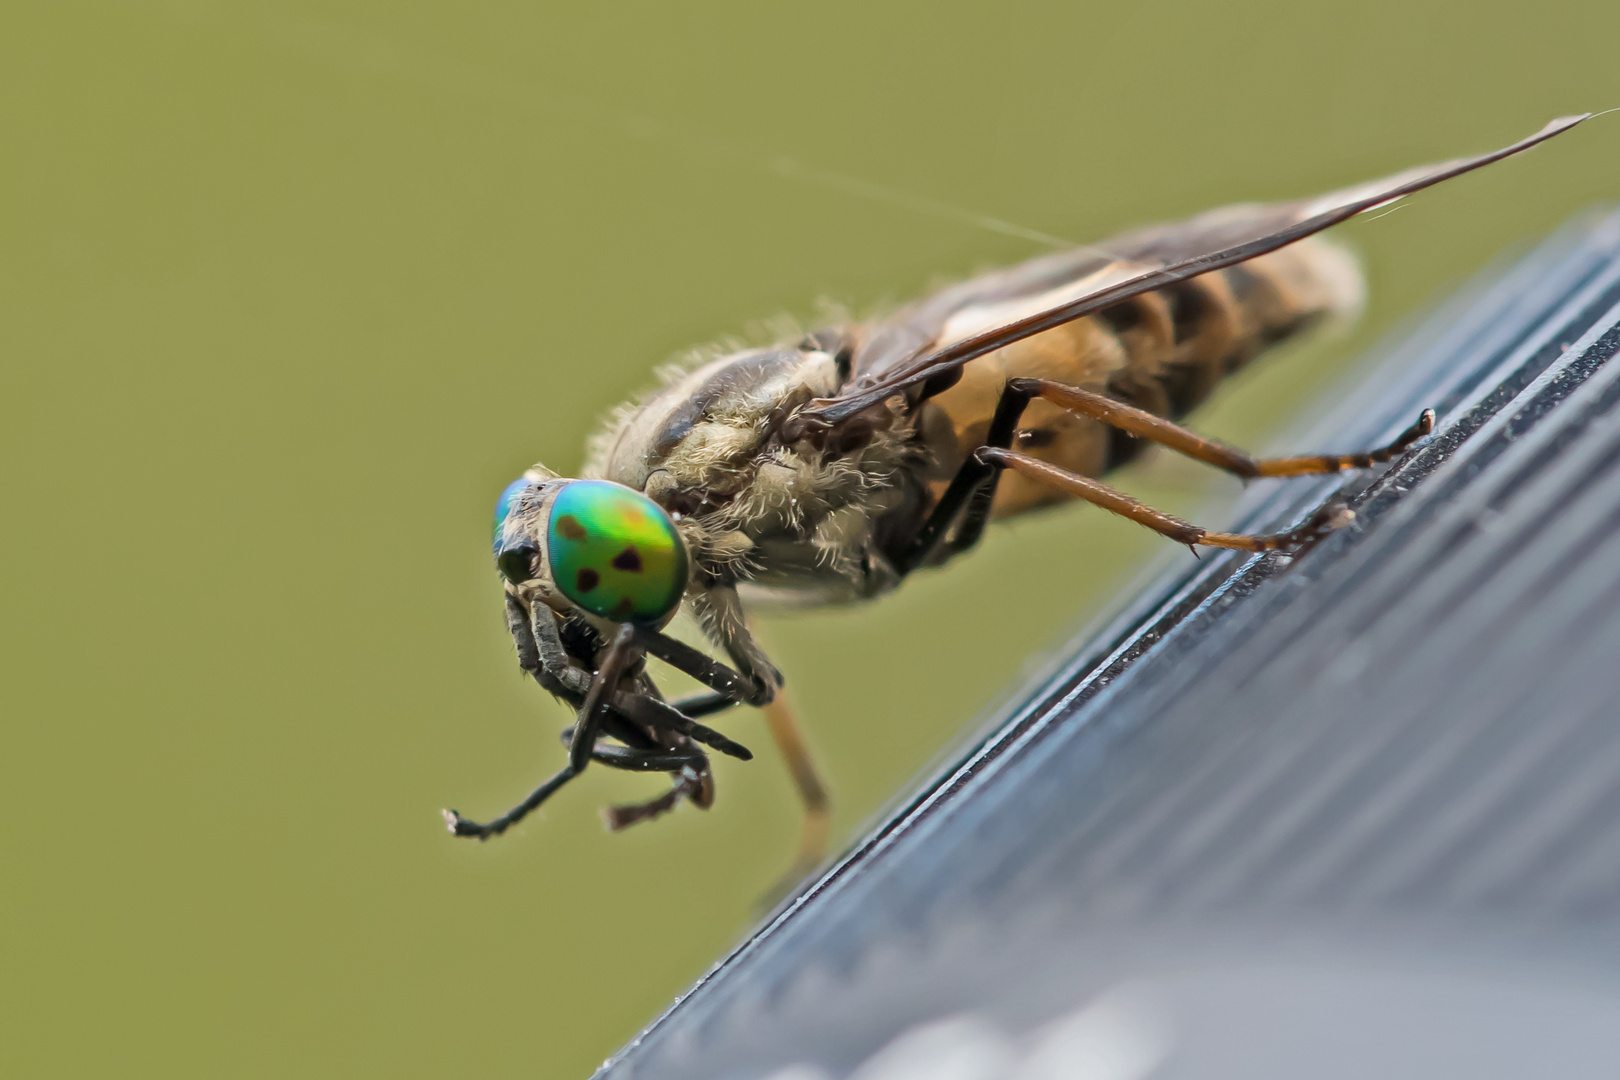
[
  {"left": 610, "top": 597, "right": 635, "bottom": 620},
  {"left": 575, "top": 567, "right": 600, "bottom": 593},
  {"left": 556, "top": 515, "right": 588, "bottom": 541},
  {"left": 611, "top": 546, "right": 643, "bottom": 572}
]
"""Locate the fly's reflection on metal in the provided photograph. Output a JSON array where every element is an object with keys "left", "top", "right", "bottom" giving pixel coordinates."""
[{"left": 446, "top": 116, "right": 1589, "bottom": 886}]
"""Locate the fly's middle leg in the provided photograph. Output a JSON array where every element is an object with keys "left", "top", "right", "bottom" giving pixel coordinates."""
[
  {"left": 894, "top": 379, "right": 1037, "bottom": 572},
  {"left": 1013, "top": 378, "right": 1435, "bottom": 480}
]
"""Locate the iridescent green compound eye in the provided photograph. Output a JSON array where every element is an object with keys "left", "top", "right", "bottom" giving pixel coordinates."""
[{"left": 547, "top": 480, "right": 688, "bottom": 623}]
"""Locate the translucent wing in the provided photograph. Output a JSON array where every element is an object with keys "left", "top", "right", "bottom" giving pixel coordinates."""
[{"left": 800, "top": 115, "right": 1588, "bottom": 431}]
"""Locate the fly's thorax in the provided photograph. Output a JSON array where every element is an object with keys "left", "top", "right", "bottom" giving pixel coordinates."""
[
  {"left": 584, "top": 344, "right": 847, "bottom": 496},
  {"left": 573, "top": 335, "right": 933, "bottom": 604},
  {"left": 492, "top": 474, "right": 690, "bottom": 631}
]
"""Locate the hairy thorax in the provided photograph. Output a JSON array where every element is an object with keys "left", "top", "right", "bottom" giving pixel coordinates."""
[{"left": 584, "top": 344, "right": 926, "bottom": 607}]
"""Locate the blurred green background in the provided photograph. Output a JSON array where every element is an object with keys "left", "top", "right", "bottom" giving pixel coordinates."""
[{"left": 2, "top": 2, "right": 1615, "bottom": 1076}]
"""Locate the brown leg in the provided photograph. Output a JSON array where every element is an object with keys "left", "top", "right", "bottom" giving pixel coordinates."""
[
  {"left": 759, "top": 693, "right": 832, "bottom": 902},
  {"left": 601, "top": 767, "right": 709, "bottom": 831},
  {"left": 1014, "top": 377, "right": 1434, "bottom": 479},
  {"left": 978, "top": 447, "right": 1353, "bottom": 552}
]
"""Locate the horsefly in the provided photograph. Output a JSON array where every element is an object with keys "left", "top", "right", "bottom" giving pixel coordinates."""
[{"left": 446, "top": 116, "right": 1588, "bottom": 888}]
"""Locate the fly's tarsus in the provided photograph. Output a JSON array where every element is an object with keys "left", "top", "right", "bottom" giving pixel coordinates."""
[
  {"left": 1251, "top": 409, "right": 1436, "bottom": 477},
  {"left": 1197, "top": 501, "right": 1356, "bottom": 553},
  {"left": 443, "top": 762, "right": 579, "bottom": 840}
]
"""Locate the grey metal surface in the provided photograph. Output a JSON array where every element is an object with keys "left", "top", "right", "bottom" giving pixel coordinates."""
[{"left": 595, "top": 210, "right": 1620, "bottom": 1080}]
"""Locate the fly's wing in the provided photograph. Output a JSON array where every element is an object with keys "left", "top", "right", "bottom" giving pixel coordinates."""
[{"left": 801, "top": 115, "right": 1588, "bottom": 432}]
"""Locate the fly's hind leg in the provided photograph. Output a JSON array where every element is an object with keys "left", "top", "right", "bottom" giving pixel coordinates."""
[
  {"left": 1014, "top": 377, "right": 1435, "bottom": 480},
  {"left": 976, "top": 447, "right": 1354, "bottom": 552}
]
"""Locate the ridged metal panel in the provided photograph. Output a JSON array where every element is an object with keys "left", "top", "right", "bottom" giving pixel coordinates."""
[{"left": 596, "top": 210, "right": 1620, "bottom": 1080}]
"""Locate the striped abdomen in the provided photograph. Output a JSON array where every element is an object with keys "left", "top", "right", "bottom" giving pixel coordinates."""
[{"left": 916, "top": 238, "right": 1363, "bottom": 517}]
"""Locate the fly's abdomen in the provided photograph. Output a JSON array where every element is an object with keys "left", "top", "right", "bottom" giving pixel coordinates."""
[{"left": 920, "top": 238, "right": 1363, "bottom": 517}]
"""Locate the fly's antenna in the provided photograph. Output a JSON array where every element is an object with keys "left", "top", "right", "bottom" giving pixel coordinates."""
[{"left": 767, "top": 157, "right": 1083, "bottom": 251}]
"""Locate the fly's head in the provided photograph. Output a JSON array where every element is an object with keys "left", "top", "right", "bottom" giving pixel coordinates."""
[{"left": 492, "top": 469, "right": 690, "bottom": 630}]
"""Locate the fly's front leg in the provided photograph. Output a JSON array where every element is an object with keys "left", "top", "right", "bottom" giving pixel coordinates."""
[
  {"left": 442, "top": 765, "right": 577, "bottom": 841},
  {"left": 555, "top": 723, "right": 713, "bottom": 771},
  {"left": 524, "top": 594, "right": 748, "bottom": 757},
  {"left": 666, "top": 690, "right": 737, "bottom": 719},
  {"left": 1014, "top": 378, "right": 1435, "bottom": 480},
  {"left": 555, "top": 691, "right": 741, "bottom": 829},
  {"left": 565, "top": 624, "right": 639, "bottom": 774},
  {"left": 611, "top": 692, "right": 753, "bottom": 760},
  {"left": 584, "top": 687, "right": 722, "bottom": 831},
  {"left": 444, "top": 623, "right": 641, "bottom": 840},
  {"left": 601, "top": 767, "right": 712, "bottom": 831},
  {"left": 632, "top": 622, "right": 774, "bottom": 706},
  {"left": 687, "top": 583, "right": 783, "bottom": 704}
]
